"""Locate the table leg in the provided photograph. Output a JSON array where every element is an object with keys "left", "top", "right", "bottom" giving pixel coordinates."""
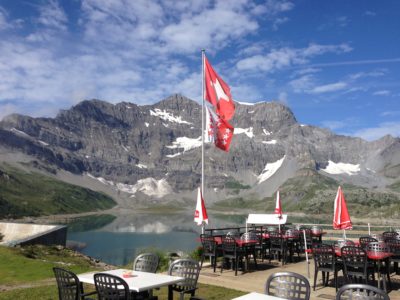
[{"left": 168, "top": 285, "right": 173, "bottom": 300}]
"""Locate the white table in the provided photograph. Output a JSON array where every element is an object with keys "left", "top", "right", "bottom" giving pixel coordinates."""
[
  {"left": 78, "top": 268, "right": 183, "bottom": 299},
  {"left": 232, "top": 292, "right": 286, "bottom": 300}
]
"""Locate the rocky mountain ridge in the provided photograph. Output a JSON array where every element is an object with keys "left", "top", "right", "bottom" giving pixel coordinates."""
[{"left": 0, "top": 94, "right": 399, "bottom": 210}]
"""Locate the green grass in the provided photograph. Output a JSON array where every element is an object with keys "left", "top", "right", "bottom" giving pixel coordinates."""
[
  {"left": 0, "top": 164, "right": 116, "bottom": 218},
  {"left": 388, "top": 180, "right": 400, "bottom": 192},
  {"left": 0, "top": 245, "right": 98, "bottom": 285},
  {"left": 0, "top": 245, "right": 245, "bottom": 300},
  {"left": 0, "top": 282, "right": 245, "bottom": 300}
]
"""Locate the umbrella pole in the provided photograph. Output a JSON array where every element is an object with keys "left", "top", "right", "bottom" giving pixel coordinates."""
[
  {"left": 303, "top": 230, "right": 310, "bottom": 278},
  {"left": 343, "top": 229, "right": 346, "bottom": 239},
  {"left": 368, "top": 223, "right": 371, "bottom": 235}
]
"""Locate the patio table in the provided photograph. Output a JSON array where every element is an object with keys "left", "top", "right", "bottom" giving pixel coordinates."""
[
  {"left": 232, "top": 292, "right": 286, "bottom": 299},
  {"left": 77, "top": 268, "right": 183, "bottom": 300}
]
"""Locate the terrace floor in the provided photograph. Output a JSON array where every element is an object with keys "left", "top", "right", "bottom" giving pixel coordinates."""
[{"left": 198, "top": 258, "right": 400, "bottom": 300}]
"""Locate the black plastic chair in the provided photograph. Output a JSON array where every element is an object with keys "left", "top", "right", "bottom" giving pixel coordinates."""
[
  {"left": 200, "top": 234, "right": 219, "bottom": 272},
  {"left": 341, "top": 246, "right": 374, "bottom": 285},
  {"left": 94, "top": 273, "right": 130, "bottom": 300},
  {"left": 336, "top": 283, "right": 390, "bottom": 300},
  {"left": 53, "top": 267, "right": 97, "bottom": 300},
  {"left": 366, "top": 242, "right": 391, "bottom": 292},
  {"left": 240, "top": 232, "right": 258, "bottom": 270},
  {"left": 313, "top": 244, "right": 342, "bottom": 291},
  {"left": 284, "top": 229, "right": 301, "bottom": 262},
  {"left": 386, "top": 237, "right": 400, "bottom": 274},
  {"left": 269, "top": 231, "right": 288, "bottom": 266},
  {"left": 382, "top": 231, "right": 398, "bottom": 241},
  {"left": 132, "top": 253, "right": 159, "bottom": 300},
  {"left": 265, "top": 271, "right": 311, "bottom": 300},
  {"left": 168, "top": 259, "right": 200, "bottom": 300},
  {"left": 220, "top": 236, "right": 247, "bottom": 276},
  {"left": 133, "top": 253, "right": 159, "bottom": 273},
  {"left": 359, "top": 236, "right": 378, "bottom": 250}
]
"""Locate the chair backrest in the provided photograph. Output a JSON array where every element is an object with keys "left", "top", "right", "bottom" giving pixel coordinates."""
[
  {"left": 221, "top": 236, "right": 237, "bottom": 253},
  {"left": 371, "top": 233, "right": 385, "bottom": 242},
  {"left": 269, "top": 231, "right": 285, "bottom": 248},
  {"left": 284, "top": 229, "right": 300, "bottom": 239},
  {"left": 265, "top": 271, "right": 310, "bottom": 300},
  {"left": 94, "top": 273, "right": 130, "bottom": 300},
  {"left": 359, "top": 236, "right": 378, "bottom": 249},
  {"left": 341, "top": 246, "right": 367, "bottom": 277},
  {"left": 382, "top": 231, "right": 399, "bottom": 241},
  {"left": 200, "top": 234, "right": 217, "bottom": 254},
  {"left": 385, "top": 238, "right": 400, "bottom": 255},
  {"left": 241, "top": 232, "right": 258, "bottom": 241},
  {"left": 334, "top": 239, "right": 355, "bottom": 253},
  {"left": 226, "top": 231, "right": 241, "bottom": 238},
  {"left": 313, "top": 244, "right": 335, "bottom": 267},
  {"left": 168, "top": 259, "right": 200, "bottom": 293},
  {"left": 53, "top": 267, "right": 81, "bottom": 300},
  {"left": 336, "top": 284, "right": 390, "bottom": 300},
  {"left": 366, "top": 242, "right": 390, "bottom": 253},
  {"left": 133, "top": 252, "right": 159, "bottom": 273}
]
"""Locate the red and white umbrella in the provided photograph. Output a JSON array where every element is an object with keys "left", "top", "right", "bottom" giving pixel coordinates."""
[
  {"left": 333, "top": 186, "right": 352, "bottom": 238},
  {"left": 274, "top": 190, "right": 283, "bottom": 219},
  {"left": 194, "top": 187, "right": 208, "bottom": 228}
]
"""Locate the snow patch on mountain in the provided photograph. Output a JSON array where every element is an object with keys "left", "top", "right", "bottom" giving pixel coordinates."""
[
  {"left": 150, "top": 109, "right": 192, "bottom": 124},
  {"left": 117, "top": 178, "right": 172, "bottom": 198},
  {"left": 235, "top": 127, "right": 254, "bottom": 138},
  {"left": 322, "top": 160, "right": 360, "bottom": 175},
  {"left": 258, "top": 156, "right": 286, "bottom": 183},
  {"left": 166, "top": 136, "right": 201, "bottom": 152},
  {"left": 262, "top": 140, "right": 277, "bottom": 145},
  {"left": 263, "top": 129, "right": 272, "bottom": 136},
  {"left": 10, "top": 128, "right": 30, "bottom": 137}
]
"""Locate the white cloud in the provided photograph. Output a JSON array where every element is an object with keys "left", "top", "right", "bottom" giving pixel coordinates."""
[
  {"left": 373, "top": 90, "right": 390, "bottom": 96},
  {"left": 0, "top": 103, "right": 18, "bottom": 120},
  {"left": 0, "top": 7, "right": 8, "bottom": 30},
  {"left": 160, "top": 2, "right": 258, "bottom": 54},
  {"left": 321, "top": 120, "right": 346, "bottom": 130},
  {"left": 251, "top": 0, "right": 294, "bottom": 16},
  {"left": 381, "top": 111, "right": 400, "bottom": 117},
  {"left": 349, "top": 70, "right": 386, "bottom": 79},
  {"left": 37, "top": 0, "right": 68, "bottom": 30},
  {"left": 352, "top": 122, "right": 400, "bottom": 141},
  {"left": 236, "top": 43, "right": 352, "bottom": 73},
  {"left": 365, "top": 11, "right": 376, "bottom": 17},
  {"left": 289, "top": 74, "right": 315, "bottom": 93},
  {"left": 309, "top": 82, "right": 348, "bottom": 94}
]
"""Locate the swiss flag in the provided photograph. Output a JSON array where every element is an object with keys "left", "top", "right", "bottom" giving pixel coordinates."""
[
  {"left": 205, "top": 104, "right": 234, "bottom": 152},
  {"left": 204, "top": 56, "right": 235, "bottom": 121}
]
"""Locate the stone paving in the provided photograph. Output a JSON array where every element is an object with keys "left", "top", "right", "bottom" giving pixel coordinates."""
[{"left": 198, "top": 258, "right": 400, "bottom": 300}]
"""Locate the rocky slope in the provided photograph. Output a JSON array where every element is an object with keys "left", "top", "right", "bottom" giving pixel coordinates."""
[{"left": 0, "top": 94, "right": 399, "bottom": 213}]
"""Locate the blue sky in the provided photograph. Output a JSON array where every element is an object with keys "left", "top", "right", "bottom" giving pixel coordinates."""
[{"left": 0, "top": 0, "right": 399, "bottom": 141}]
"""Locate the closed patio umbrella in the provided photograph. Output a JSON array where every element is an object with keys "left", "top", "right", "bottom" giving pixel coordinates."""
[
  {"left": 194, "top": 187, "right": 208, "bottom": 233},
  {"left": 333, "top": 186, "right": 352, "bottom": 238}
]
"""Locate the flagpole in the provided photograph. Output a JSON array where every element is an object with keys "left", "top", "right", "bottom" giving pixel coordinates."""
[{"left": 201, "top": 49, "right": 205, "bottom": 234}]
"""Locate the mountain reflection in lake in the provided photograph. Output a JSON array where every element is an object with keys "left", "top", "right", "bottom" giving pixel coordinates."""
[{"left": 67, "top": 212, "right": 242, "bottom": 266}]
